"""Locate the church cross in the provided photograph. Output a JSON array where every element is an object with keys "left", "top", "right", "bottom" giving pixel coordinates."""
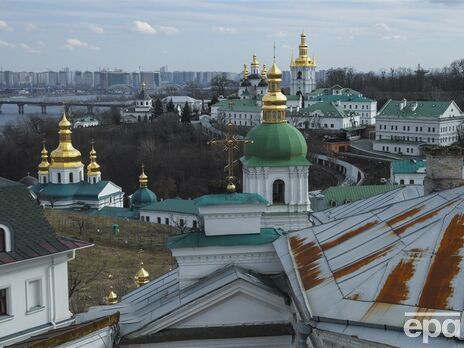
[{"left": 208, "top": 120, "right": 252, "bottom": 193}]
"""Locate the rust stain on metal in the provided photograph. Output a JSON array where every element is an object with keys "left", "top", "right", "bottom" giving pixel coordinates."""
[
  {"left": 386, "top": 206, "right": 423, "bottom": 226},
  {"left": 321, "top": 220, "right": 379, "bottom": 251},
  {"left": 349, "top": 293, "right": 361, "bottom": 300},
  {"left": 392, "top": 200, "right": 457, "bottom": 236},
  {"left": 418, "top": 214, "right": 464, "bottom": 309},
  {"left": 289, "top": 236, "right": 324, "bottom": 291},
  {"left": 376, "top": 259, "right": 416, "bottom": 304},
  {"left": 333, "top": 245, "right": 393, "bottom": 280},
  {"left": 361, "top": 302, "right": 393, "bottom": 320}
]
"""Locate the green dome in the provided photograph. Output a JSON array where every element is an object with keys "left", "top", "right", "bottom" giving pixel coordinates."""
[
  {"left": 131, "top": 187, "right": 157, "bottom": 209},
  {"left": 241, "top": 123, "right": 310, "bottom": 167}
]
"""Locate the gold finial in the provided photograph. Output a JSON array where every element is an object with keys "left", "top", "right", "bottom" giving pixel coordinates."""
[
  {"left": 139, "top": 163, "right": 148, "bottom": 188},
  {"left": 134, "top": 261, "right": 150, "bottom": 287},
  {"left": 251, "top": 53, "right": 259, "bottom": 68},
  {"left": 208, "top": 121, "right": 252, "bottom": 193},
  {"left": 293, "top": 32, "right": 316, "bottom": 67},
  {"left": 243, "top": 64, "right": 248, "bottom": 80},
  {"left": 38, "top": 139, "right": 50, "bottom": 174},
  {"left": 105, "top": 286, "right": 118, "bottom": 305},
  {"left": 273, "top": 42, "right": 276, "bottom": 63},
  {"left": 141, "top": 81, "right": 146, "bottom": 91},
  {"left": 261, "top": 64, "right": 267, "bottom": 80},
  {"left": 87, "top": 139, "right": 101, "bottom": 176}
]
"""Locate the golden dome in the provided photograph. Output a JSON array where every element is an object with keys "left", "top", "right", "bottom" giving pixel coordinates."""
[
  {"left": 291, "top": 32, "right": 316, "bottom": 68},
  {"left": 38, "top": 141, "right": 50, "bottom": 174},
  {"left": 105, "top": 286, "right": 118, "bottom": 305},
  {"left": 261, "top": 64, "right": 267, "bottom": 80},
  {"left": 50, "top": 112, "right": 83, "bottom": 169},
  {"left": 139, "top": 164, "right": 148, "bottom": 188},
  {"left": 134, "top": 261, "right": 150, "bottom": 287},
  {"left": 262, "top": 61, "right": 287, "bottom": 124},
  {"left": 251, "top": 53, "right": 259, "bottom": 68},
  {"left": 87, "top": 142, "right": 101, "bottom": 175},
  {"left": 243, "top": 64, "right": 249, "bottom": 79}
]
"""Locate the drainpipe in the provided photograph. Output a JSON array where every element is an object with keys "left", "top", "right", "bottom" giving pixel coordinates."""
[{"left": 47, "top": 258, "right": 57, "bottom": 329}]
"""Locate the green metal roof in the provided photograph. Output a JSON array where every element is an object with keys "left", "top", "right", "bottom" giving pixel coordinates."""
[
  {"left": 377, "top": 99, "right": 457, "bottom": 119},
  {"left": 131, "top": 187, "right": 157, "bottom": 208},
  {"left": 168, "top": 227, "right": 283, "bottom": 249},
  {"left": 287, "top": 95, "right": 301, "bottom": 101},
  {"left": 241, "top": 123, "right": 310, "bottom": 167},
  {"left": 288, "top": 101, "right": 347, "bottom": 118},
  {"left": 195, "top": 193, "right": 268, "bottom": 207},
  {"left": 392, "top": 159, "right": 427, "bottom": 174},
  {"left": 213, "top": 99, "right": 260, "bottom": 113},
  {"left": 31, "top": 181, "right": 117, "bottom": 200},
  {"left": 322, "top": 185, "right": 400, "bottom": 208},
  {"left": 142, "top": 198, "right": 199, "bottom": 215}
]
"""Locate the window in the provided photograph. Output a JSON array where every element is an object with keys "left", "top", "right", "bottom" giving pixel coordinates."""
[
  {"left": 330, "top": 124, "right": 334, "bottom": 128},
  {"left": 400, "top": 179, "right": 405, "bottom": 185},
  {"left": 272, "top": 180, "right": 285, "bottom": 204},
  {"left": 43, "top": 176, "right": 47, "bottom": 184},
  {"left": 0, "top": 229, "right": 5, "bottom": 252},
  {"left": 93, "top": 177, "right": 96, "bottom": 184},
  {"left": 410, "top": 179, "right": 415, "bottom": 184},
  {"left": 146, "top": 216, "right": 150, "bottom": 222},
  {"left": 0, "top": 288, "right": 8, "bottom": 316},
  {"left": 330, "top": 200, "right": 337, "bottom": 207},
  {"left": 57, "top": 173, "right": 61, "bottom": 183},
  {"left": 180, "top": 219, "right": 185, "bottom": 227},
  {"left": 69, "top": 172, "right": 73, "bottom": 183},
  {"left": 297, "top": 71, "right": 302, "bottom": 79},
  {"left": 26, "top": 279, "right": 42, "bottom": 312},
  {"left": 193, "top": 220, "right": 197, "bottom": 229},
  {"left": 165, "top": 218, "right": 169, "bottom": 225},
  {"left": 157, "top": 217, "right": 161, "bottom": 224}
]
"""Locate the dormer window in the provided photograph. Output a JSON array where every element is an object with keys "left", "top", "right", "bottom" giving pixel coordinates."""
[{"left": 0, "top": 226, "right": 11, "bottom": 252}]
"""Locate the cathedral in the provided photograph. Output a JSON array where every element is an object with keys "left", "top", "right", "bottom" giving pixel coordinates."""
[{"left": 29, "top": 112, "right": 124, "bottom": 209}]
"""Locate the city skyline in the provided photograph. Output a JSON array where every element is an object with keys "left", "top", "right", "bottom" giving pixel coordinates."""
[{"left": 0, "top": 0, "right": 463, "bottom": 72}]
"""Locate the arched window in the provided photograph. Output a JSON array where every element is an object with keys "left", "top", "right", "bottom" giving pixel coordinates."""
[
  {"left": 297, "top": 71, "right": 302, "bottom": 80},
  {"left": 43, "top": 176, "right": 47, "bottom": 184},
  {"left": 0, "top": 228, "right": 5, "bottom": 252},
  {"left": 272, "top": 180, "right": 285, "bottom": 204},
  {"left": 93, "top": 177, "right": 96, "bottom": 184},
  {"left": 57, "top": 173, "right": 61, "bottom": 183},
  {"left": 69, "top": 172, "right": 73, "bottom": 183}
]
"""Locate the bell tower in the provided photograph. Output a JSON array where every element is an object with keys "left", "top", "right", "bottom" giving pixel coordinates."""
[{"left": 290, "top": 32, "right": 317, "bottom": 98}]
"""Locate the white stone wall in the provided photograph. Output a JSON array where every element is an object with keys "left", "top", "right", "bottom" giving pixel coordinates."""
[
  {"left": 391, "top": 173, "right": 425, "bottom": 185},
  {"left": 0, "top": 254, "right": 72, "bottom": 346},
  {"left": 292, "top": 114, "right": 360, "bottom": 130},
  {"left": 306, "top": 100, "right": 377, "bottom": 125},
  {"left": 219, "top": 110, "right": 262, "bottom": 127},
  {"left": 140, "top": 210, "right": 198, "bottom": 228},
  {"left": 48, "top": 166, "right": 84, "bottom": 184},
  {"left": 290, "top": 66, "right": 316, "bottom": 97}
]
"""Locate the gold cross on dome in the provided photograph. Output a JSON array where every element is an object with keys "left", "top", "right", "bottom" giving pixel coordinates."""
[{"left": 208, "top": 120, "right": 252, "bottom": 193}]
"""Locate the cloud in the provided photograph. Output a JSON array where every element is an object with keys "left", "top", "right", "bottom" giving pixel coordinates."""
[
  {"left": 19, "top": 43, "right": 40, "bottom": 54},
  {"left": 25, "top": 23, "right": 38, "bottom": 32},
  {"left": 375, "top": 22, "right": 392, "bottom": 32},
  {"left": 0, "top": 20, "right": 11, "bottom": 31},
  {"left": 158, "top": 25, "right": 179, "bottom": 35},
  {"left": 87, "top": 24, "right": 104, "bottom": 34},
  {"left": 212, "top": 26, "right": 237, "bottom": 34},
  {"left": 0, "top": 39, "right": 15, "bottom": 48},
  {"left": 131, "top": 20, "right": 156, "bottom": 34},
  {"left": 64, "top": 38, "right": 100, "bottom": 50},
  {"left": 382, "top": 34, "right": 407, "bottom": 40}
]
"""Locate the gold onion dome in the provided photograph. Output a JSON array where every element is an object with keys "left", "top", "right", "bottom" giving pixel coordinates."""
[
  {"left": 243, "top": 64, "right": 249, "bottom": 79},
  {"left": 139, "top": 164, "right": 148, "bottom": 188},
  {"left": 105, "top": 286, "right": 118, "bottom": 305},
  {"left": 261, "top": 64, "right": 267, "bottom": 79},
  {"left": 251, "top": 53, "right": 259, "bottom": 68},
  {"left": 38, "top": 141, "right": 50, "bottom": 173},
  {"left": 261, "top": 62, "right": 287, "bottom": 123},
  {"left": 50, "top": 112, "right": 83, "bottom": 169},
  {"left": 134, "top": 262, "right": 150, "bottom": 286},
  {"left": 87, "top": 142, "right": 101, "bottom": 175}
]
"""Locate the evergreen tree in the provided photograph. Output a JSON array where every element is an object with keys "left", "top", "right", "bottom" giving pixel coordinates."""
[
  {"left": 166, "top": 99, "right": 175, "bottom": 113},
  {"left": 210, "top": 95, "right": 219, "bottom": 107},
  {"left": 154, "top": 98, "right": 163, "bottom": 116},
  {"left": 181, "top": 102, "right": 191, "bottom": 123}
]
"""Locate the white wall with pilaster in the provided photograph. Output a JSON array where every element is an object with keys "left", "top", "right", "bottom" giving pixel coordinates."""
[{"left": 48, "top": 166, "right": 84, "bottom": 184}]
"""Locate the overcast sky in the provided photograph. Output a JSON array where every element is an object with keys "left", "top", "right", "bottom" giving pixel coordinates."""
[{"left": 0, "top": 0, "right": 463, "bottom": 73}]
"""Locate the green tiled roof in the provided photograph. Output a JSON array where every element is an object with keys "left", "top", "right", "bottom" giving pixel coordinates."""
[
  {"left": 213, "top": 99, "right": 261, "bottom": 113},
  {"left": 195, "top": 193, "right": 268, "bottom": 207},
  {"left": 31, "top": 181, "right": 116, "bottom": 200},
  {"left": 288, "top": 101, "right": 347, "bottom": 118},
  {"left": 322, "top": 185, "right": 400, "bottom": 208},
  {"left": 287, "top": 95, "right": 301, "bottom": 101},
  {"left": 377, "top": 99, "right": 457, "bottom": 119},
  {"left": 392, "top": 159, "right": 427, "bottom": 174},
  {"left": 308, "top": 94, "right": 374, "bottom": 103},
  {"left": 86, "top": 206, "right": 139, "bottom": 219},
  {"left": 0, "top": 177, "right": 91, "bottom": 265},
  {"left": 168, "top": 227, "right": 283, "bottom": 249},
  {"left": 142, "top": 198, "right": 199, "bottom": 215}
]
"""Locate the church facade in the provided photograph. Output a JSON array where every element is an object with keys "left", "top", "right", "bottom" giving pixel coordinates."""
[{"left": 30, "top": 112, "right": 124, "bottom": 210}]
